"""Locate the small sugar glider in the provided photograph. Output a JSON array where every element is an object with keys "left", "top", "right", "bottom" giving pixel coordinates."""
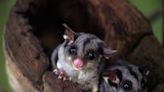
[
  {"left": 51, "top": 24, "right": 116, "bottom": 92},
  {"left": 100, "top": 61, "right": 149, "bottom": 92}
]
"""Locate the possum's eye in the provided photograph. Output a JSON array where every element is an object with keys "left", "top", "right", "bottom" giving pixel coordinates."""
[
  {"left": 86, "top": 50, "right": 95, "bottom": 60},
  {"left": 121, "top": 80, "right": 132, "bottom": 91},
  {"left": 69, "top": 45, "right": 77, "bottom": 55}
]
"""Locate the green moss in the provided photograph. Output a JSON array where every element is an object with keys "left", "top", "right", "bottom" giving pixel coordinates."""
[
  {"left": 0, "top": 0, "right": 15, "bottom": 92},
  {"left": 130, "top": 0, "right": 161, "bottom": 16},
  {"left": 152, "top": 16, "right": 163, "bottom": 44},
  {"left": 130, "top": 0, "right": 162, "bottom": 44}
]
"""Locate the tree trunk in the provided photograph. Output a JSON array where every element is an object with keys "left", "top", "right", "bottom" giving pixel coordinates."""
[{"left": 3, "top": 0, "right": 164, "bottom": 92}]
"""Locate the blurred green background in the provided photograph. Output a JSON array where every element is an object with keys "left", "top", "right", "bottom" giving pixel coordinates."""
[{"left": 0, "top": 0, "right": 162, "bottom": 92}]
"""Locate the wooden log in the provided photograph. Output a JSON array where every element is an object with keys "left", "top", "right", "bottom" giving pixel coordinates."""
[{"left": 3, "top": 0, "right": 164, "bottom": 92}]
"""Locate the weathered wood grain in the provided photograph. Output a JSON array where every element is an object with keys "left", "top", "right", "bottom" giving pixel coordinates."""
[{"left": 3, "top": 0, "right": 164, "bottom": 92}]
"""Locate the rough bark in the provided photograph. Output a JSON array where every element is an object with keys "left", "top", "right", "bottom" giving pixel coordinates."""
[
  {"left": 3, "top": 0, "right": 164, "bottom": 92},
  {"left": 162, "top": 0, "right": 164, "bottom": 47}
]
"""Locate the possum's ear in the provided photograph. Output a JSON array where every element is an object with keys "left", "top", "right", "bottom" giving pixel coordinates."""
[
  {"left": 63, "top": 23, "right": 76, "bottom": 41},
  {"left": 103, "top": 48, "right": 117, "bottom": 59},
  {"left": 139, "top": 67, "right": 150, "bottom": 77},
  {"left": 103, "top": 48, "right": 117, "bottom": 55},
  {"left": 103, "top": 70, "right": 120, "bottom": 84}
]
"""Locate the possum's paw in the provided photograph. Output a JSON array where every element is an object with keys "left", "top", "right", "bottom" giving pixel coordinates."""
[{"left": 53, "top": 69, "right": 72, "bottom": 81}]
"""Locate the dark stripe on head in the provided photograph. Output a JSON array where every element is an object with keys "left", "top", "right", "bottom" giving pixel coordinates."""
[
  {"left": 74, "top": 33, "right": 81, "bottom": 40},
  {"left": 83, "top": 36, "right": 98, "bottom": 47},
  {"left": 63, "top": 40, "right": 69, "bottom": 48},
  {"left": 127, "top": 66, "right": 139, "bottom": 81}
]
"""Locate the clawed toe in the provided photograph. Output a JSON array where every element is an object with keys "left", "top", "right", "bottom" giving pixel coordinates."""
[
  {"left": 53, "top": 69, "right": 71, "bottom": 81},
  {"left": 58, "top": 73, "right": 70, "bottom": 81},
  {"left": 53, "top": 69, "right": 59, "bottom": 74}
]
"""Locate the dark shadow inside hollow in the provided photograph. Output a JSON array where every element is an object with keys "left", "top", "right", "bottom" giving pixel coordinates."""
[{"left": 17, "top": 0, "right": 105, "bottom": 56}]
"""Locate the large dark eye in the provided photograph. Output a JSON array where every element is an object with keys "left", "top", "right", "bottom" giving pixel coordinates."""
[
  {"left": 69, "top": 46, "right": 77, "bottom": 55},
  {"left": 86, "top": 50, "right": 95, "bottom": 60},
  {"left": 121, "top": 80, "right": 133, "bottom": 91}
]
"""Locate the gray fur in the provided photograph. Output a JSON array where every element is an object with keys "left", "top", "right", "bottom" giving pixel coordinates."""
[
  {"left": 51, "top": 32, "right": 105, "bottom": 91},
  {"left": 100, "top": 62, "right": 147, "bottom": 92}
]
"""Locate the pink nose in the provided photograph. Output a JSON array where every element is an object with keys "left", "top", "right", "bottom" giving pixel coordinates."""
[{"left": 73, "top": 58, "right": 84, "bottom": 70}]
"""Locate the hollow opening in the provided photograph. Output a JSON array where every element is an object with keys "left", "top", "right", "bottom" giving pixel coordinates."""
[{"left": 17, "top": 0, "right": 105, "bottom": 56}]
